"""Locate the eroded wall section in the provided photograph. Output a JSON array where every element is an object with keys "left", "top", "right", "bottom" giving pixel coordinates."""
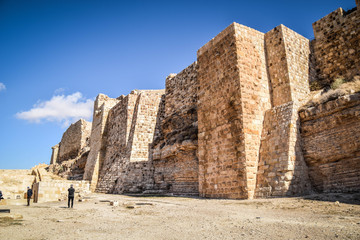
[
  {"left": 300, "top": 93, "right": 360, "bottom": 193},
  {"left": 312, "top": 5, "right": 360, "bottom": 86},
  {"left": 83, "top": 94, "right": 120, "bottom": 191},
  {"left": 57, "top": 119, "right": 92, "bottom": 163},
  {"left": 152, "top": 63, "right": 199, "bottom": 195},
  {"left": 96, "top": 90, "right": 164, "bottom": 193}
]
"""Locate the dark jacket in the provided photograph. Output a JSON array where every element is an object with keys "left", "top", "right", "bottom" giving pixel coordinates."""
[
  {"left": 68, "top": 187, "right": 75, "bottom": 197},
  {"left": 27, "top": 189, "right": 33, "bottom": 198},
  {"left": 0, "top": 190, "right": 3, "bottom": 199}
]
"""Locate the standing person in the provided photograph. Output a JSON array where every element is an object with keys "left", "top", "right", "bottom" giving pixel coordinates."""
[
  {"left": 26, "top": 187, "right": 33, "bottom": 206},
  {"left": 0, "top": 190, "right": 4, "bottom": 201},
  {"left": 68, "top": 184, "right": 75, "bottom": 208}
]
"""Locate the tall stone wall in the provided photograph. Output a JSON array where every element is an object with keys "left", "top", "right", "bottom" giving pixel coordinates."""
[
  {"left": 300, "top": 93, "right": 360, "bottom": 193},
  {"left": 152, "top": 63, "right": 199, "bottom": 195},
  {"left": 57, "top": 119, "right": 92, "bottom": 163},
  {"left": 96, "top": 90, "right": 164, "bottom": 193},
  {"left": 197, "top": 23, "right": 270, "bottom": 199},
  {"left": 83, "top": 94, "right": 120, "bottom": 191},
  {"left": 255, "top": 25, "right": 312, "bottom": 198},
  {"left": 265, "top": 25, "right": 313, "bottom": 106},
  {"left": 312, "top": 5, "right": 360, "bottom": 86}
]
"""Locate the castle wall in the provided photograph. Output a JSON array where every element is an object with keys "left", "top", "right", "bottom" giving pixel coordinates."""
[
  {"left": 96, "top": 90, "right": 164, "bottom": 193},
  {"left": 255, "top": 25, "right": 312, "bottom": 197},
  {"left": 46, "top": 1, "right": 359, "bottom": 199},
  {"left": 197, "top": 23, "right": 270, "bottom": 199},
  {"left": 57, "top": 119, "right": 92, "bottom": 163},
  {"left": 255, "top": 102, "right": 311, "bottom": 197},
  {"left": 300, "top": 93, "right": 360, "bottom": 193},
  {"left": 83, "top": 94, "right": 120, "bottom": 191},
  {"left": 312, "top": 6, "right": 360, "bottom": 86},
  {"left": 152, "top": 63, "right": 199, "bottom": 195}
]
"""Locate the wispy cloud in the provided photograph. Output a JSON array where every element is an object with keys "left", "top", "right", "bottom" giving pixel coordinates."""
[
  {"left": 0, "top": 82, "right": 6, "bottom": 92},
  {"left": 54, "top": 88, "right": 65, "bottom": 95},
  {"left": 16, "top": 92, "right": 94, "bottom": 127}
]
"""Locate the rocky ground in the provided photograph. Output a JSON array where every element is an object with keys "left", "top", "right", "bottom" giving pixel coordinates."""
[{"left": 0, "top": 193, "right": 359, "bottom": 240}]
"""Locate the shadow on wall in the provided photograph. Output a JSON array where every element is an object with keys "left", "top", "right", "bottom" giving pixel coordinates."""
[
  {"left": 286, "top": 117, "right": 312, "bottom": 197},
  {"left": 95, "top": 96, "right": 131, "bottom": 193}
]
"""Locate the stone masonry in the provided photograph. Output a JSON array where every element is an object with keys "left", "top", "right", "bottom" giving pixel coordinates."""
[
  {"left": 152, "top": 62, "right": 199, "bottom": 195},
  {"left": 312, "top": 1, "right": 360, "bottom": 87},
  {"left": 83, "top": 94, "right": 120, "bottom": 191},
  {"left": 48, "top": 1, "right": 359, "bottom": 199},
  {"left": 57, "top": 119, "right": 91, "bottom": 163},
  {"left": 96, "top": 90, "right": 164, "bottom": 194},
  {"left": 48, "top": 119, "right": 92, "bottom": 180},
  {"left": 255, "top": 25, "right": 313, "bottom": 198},
  {"left": 300, "top": 93, "right": 360, "bottom": 193},
  {"left": 197, "top": 23, "right": 271, "bottom": 199},
  {"left": 0, "top": 170, "right": 35, "bottom": 200}
]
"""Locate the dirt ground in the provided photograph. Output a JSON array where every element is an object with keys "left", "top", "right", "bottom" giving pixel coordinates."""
[{"left": 1, "top": 193, "right": 360, "bottom": 240}]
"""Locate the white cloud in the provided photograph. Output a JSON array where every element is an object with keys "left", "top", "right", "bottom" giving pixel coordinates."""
[
  {"left": 0, "top": 82, "right": 6, "bottom": 91},
  {"left": 16, "top": 92, "right": 94, "bottom": 127},
  {"left": 54, "top": 88, "right": 65, "bottom": 95}
]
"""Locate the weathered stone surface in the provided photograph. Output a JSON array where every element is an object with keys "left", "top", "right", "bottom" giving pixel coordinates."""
[
  {"left": 312, "top": 5, "right": 360, "bottom": 86},
  {"left": 0, "top": 170, "right": 35, "bottom": 200},
  {"left": 83, "top": 94, "right": 120, "bottom": 191},
  {"left": 256, "top": 102, "right": 312, "bottom": 198},
  {"left": 255, "top": 25, "right": 313, "bottom": 198},
  {"left": 48, "top": 119, "right": 92, "bottom": 180},
  {"left": 33, "top": 180, "right": 90, "bottom": 203},
  {"left": 47, "top": 120, "right": 91, "bottom": 179},
  {"left": 0, "top": 164, "right": 85, "bottom": 204},
  {"left": 57, "top": 119, "right": 91, "bottom": 163},
  {"left": 197, "top": 23, "right": 270, "bottom": 199},
  {"left": 96, "top": 90, "right": 164, "bottom": 194},
  {"left": 152, "top": 63, "right": 199, "bottom": 195},
  {"left": 265, "top": 25, "right": 313, "bottom": 106},
  {"left": 300, "top": 93, "right": 360, "bottom": 193}
]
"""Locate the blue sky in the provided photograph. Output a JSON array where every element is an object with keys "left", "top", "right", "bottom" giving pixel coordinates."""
[{"left": 0, "top": 0, "right": 356, "bottom": 169}]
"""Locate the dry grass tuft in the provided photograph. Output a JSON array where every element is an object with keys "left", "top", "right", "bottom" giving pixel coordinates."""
[{"left": 302, "top": 76, "right": 360, "bottom": 109}]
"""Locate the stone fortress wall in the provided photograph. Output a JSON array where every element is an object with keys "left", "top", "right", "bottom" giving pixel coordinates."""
[
  {"left": 57, "top": 119, "right": 92, "bottom": 163},
  {"left": 299, "top": 93, "right": 360, "bottom": 193},
  {"left": 152, "top": 63, "right": 199, "bottom": 195},
  {"left": 312, "top": 2, "right": 360, "bottom": 87},
  {"left": 50, "top": 119, "right": 92, "bottom": 180},
  {"left": 48, "top": 1, "right": 360, "bottom": 199},
  {"left": 96, "top": 90, "right": 164, "bottom": 194}
]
